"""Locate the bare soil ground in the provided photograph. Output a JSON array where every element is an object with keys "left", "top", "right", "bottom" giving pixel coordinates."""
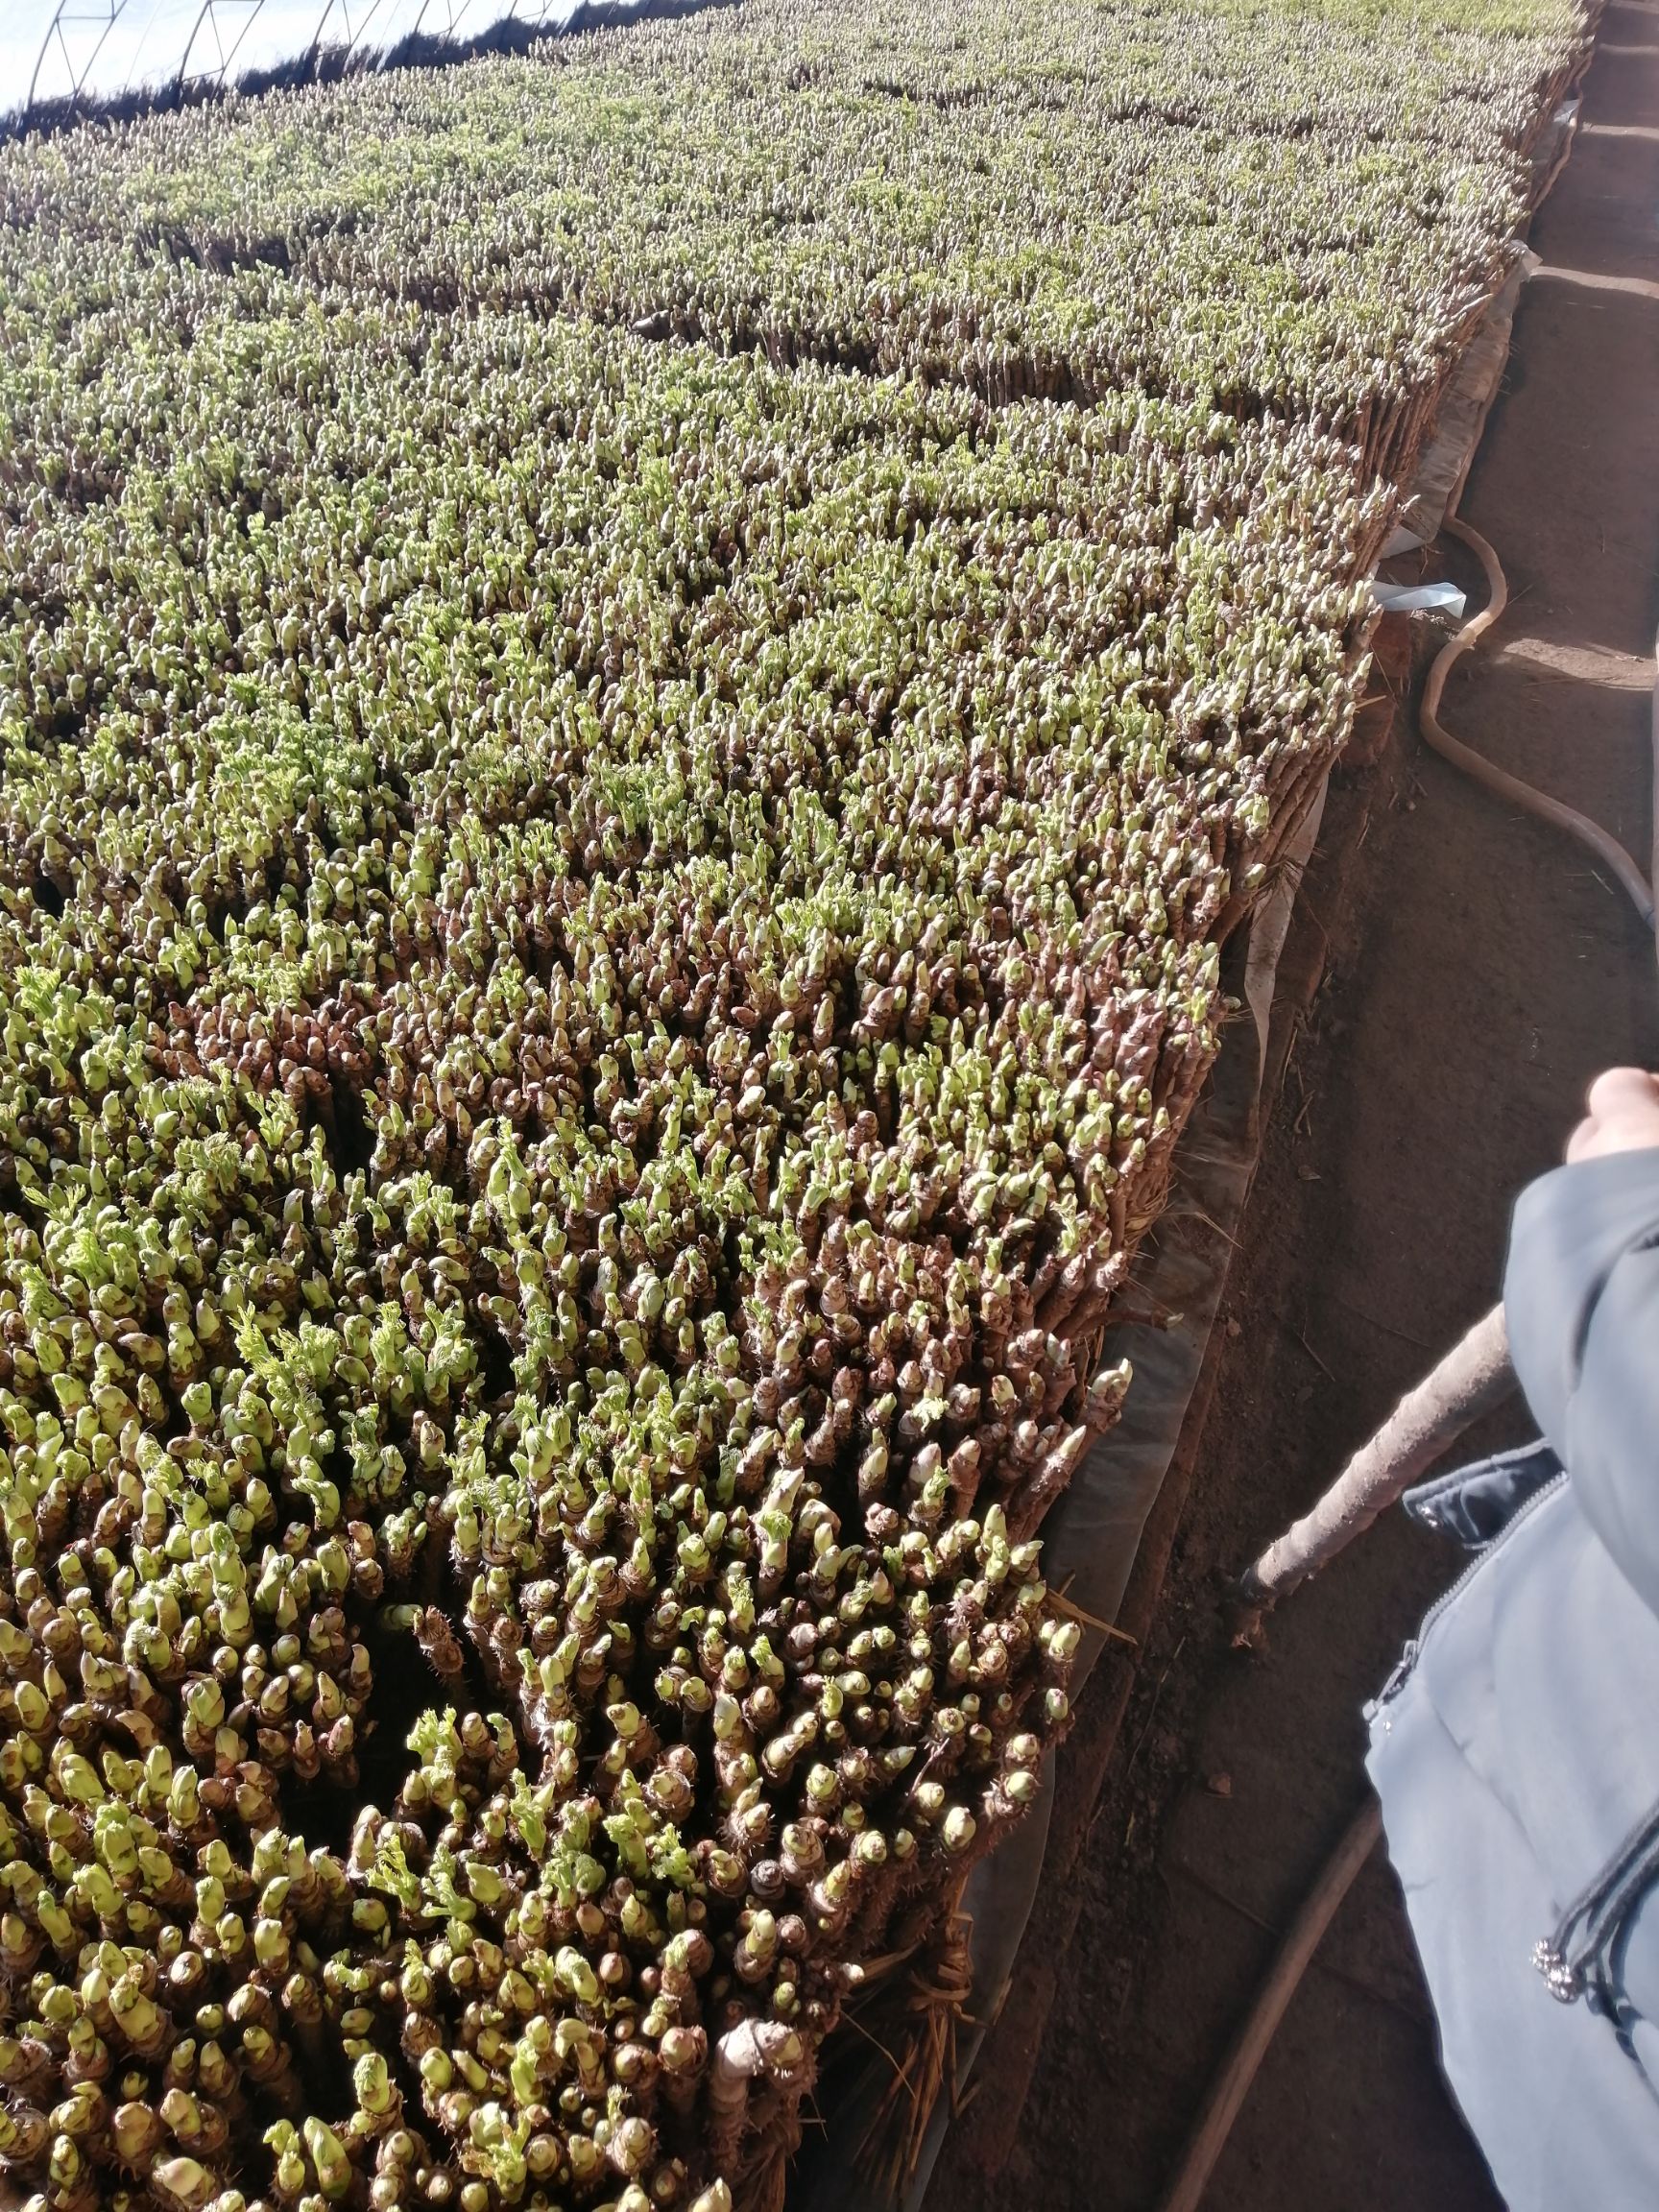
[{"left": 924, "top": 20, "right": 1659, "bottom": 2211}]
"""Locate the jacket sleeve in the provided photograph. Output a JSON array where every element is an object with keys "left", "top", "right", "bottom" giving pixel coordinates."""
[{"left": 1504, "top": 1148, "right": 1659, "bottom": 1616}]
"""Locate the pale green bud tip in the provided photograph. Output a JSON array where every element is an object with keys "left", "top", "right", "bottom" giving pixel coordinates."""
[{"left": 153, "top": 2158, "right": 216, "bottom": 2211}]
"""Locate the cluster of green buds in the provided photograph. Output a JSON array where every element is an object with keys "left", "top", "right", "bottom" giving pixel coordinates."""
[{"left": 0, "top": 1809, "right": 351, "bottom": 2212}]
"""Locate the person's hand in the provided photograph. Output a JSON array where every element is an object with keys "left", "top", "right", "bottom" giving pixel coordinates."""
[{"left": 1565, "top": 1067, "right": 1659, "bottom": 1164}]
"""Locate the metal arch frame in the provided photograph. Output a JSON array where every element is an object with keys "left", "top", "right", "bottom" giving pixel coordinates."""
[
  {"left": 402, "top": 0, "right": 576, "bottom": 52},
  {"left": 176, "top": 0, "right": 268, "bottom": 92},
  {"left": 508, "top": 0, "right": 574, "bottom": 27},
  {"left": 26, "top": 0, "right": 587, "bottom": 123},
  {"left": 406, "top": 0, "right": 487, "bottom": 43},
  {"left": 302, "top": 0, "right": 396, "bottom": 71},
  {"left": 27, "top": 0, "right": 126, "bottom": 116}
]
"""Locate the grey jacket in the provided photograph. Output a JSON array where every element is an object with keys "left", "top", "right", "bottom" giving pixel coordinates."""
[{"left": 1367, "top": 1148, "right": 1659, "bottom": 2212}]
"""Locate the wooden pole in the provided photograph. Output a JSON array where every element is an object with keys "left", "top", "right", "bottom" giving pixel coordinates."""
[{"left": 1231, "top": 1301, "right": 1514, "bottom": 1645}]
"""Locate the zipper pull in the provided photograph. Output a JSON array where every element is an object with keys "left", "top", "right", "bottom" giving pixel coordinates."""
[
  {"left": 1372, "top": 1641, "right": 1419, "bottom": 1711},
  {"left": 1531, "top": 1938, "right": 1582, "bottom": 2005}
]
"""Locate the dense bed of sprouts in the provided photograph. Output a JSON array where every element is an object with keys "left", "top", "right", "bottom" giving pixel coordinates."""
[{"left": 0, "top": 0, "right": 1585, "bottom": 2205}]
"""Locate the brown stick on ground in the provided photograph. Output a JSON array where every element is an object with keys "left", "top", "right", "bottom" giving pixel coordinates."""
[
  {"left": 1230, "top": 1301, "right": 1515, "bottom": 1646},
  {"left": 1154, "top": 1796, "right": 1385, "bottom": 2212}
]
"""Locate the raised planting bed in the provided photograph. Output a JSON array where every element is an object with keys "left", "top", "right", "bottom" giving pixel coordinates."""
[{"left": 0, "top": 3, "right": 1596, "bottom": 2210}]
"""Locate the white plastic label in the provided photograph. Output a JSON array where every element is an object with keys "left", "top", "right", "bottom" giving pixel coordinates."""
[{"left": 1371, "top": 579, "right": 1467, "bottom": 618}]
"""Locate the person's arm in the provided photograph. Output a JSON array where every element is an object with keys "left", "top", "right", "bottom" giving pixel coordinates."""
[{"left": 1504, "top": 1069, "right": 1659, "bottom": 1614}]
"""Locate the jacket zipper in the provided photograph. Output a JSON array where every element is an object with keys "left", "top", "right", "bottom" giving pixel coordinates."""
[{"left": 1370, "top": 1466, "right": 1570, "bottom": 1715}]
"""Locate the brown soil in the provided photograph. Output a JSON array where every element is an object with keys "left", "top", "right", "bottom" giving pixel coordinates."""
[{"left": 923, "top": 20, "right": 1659, "bottom": 2212}]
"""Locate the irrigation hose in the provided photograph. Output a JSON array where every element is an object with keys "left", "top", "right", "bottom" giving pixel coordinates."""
[
  {"left": 1154, "top": 1799, "right": 1385, "bottom": 2212},
  {"left": 1421, "top": 513, "right": 1658, "bottom": 928}
]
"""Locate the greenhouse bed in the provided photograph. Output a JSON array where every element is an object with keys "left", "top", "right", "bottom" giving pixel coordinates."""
[{"left": 0, "top": 6, "right": 1605, "bottom": 2212}]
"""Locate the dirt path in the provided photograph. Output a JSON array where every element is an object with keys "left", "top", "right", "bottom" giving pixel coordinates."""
[{"left": 925, "top": 23, "right": 1659, "bottom": 2212}]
